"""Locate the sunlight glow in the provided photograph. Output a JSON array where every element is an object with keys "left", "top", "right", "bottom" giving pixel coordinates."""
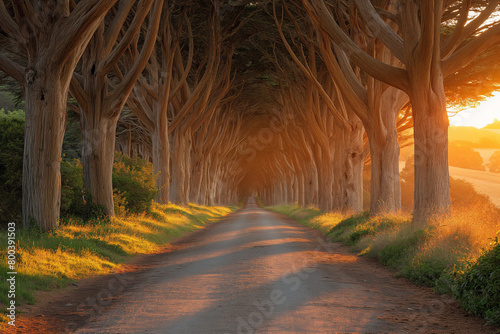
[{"left": 449, "top": 92, "right": 500, "bottom": 128}]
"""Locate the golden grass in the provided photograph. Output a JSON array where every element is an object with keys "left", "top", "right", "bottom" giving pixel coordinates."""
[
  {"left": 417, "top": 205, "right": 500, "bottom": 267},
  {"left": 273, "top": 202, "right": 500, "bottom": 286},
  {"left": 18, "top": 248, "right": 117, "bottom": 280},
  {"left": 0, "top": 203, "right": 233, "bottom": 323},
  {"left": 308, "top": 212, "right": 348, "bottom": 234}
]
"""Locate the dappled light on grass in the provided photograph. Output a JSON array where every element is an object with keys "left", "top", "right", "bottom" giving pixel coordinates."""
[
  {"left": 270, "top": 203, "right": 500, "bottom": 293},
  {"left": 18, "top": 248, "right": 116, "bottom": 280},
  {"left": 421, "top": 205, "right": 500, "bottom": 266},
  {"left": 0, "top": 203, "right": 233, "bottom": 323}
]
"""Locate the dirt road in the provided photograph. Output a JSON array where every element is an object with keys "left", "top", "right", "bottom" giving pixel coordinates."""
[{"left": 12, "top": 200, "right": 495, "bottom": 333}]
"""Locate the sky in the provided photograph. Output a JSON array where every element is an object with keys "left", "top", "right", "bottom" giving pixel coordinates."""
[{"left": 449, "top": 92, "right": 500, "bottom": 128}]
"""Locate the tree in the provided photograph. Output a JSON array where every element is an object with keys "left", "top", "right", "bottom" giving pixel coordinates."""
[
  {"left": 302, "top": 0, "right": 500, "bottom": 221},
  {"left": 489, "top": 150, "right": 500, "bottom": 173},
  {"left": 448, "top": 141, "right": 485, "bottom": 171},
  {"left": 69, "top": 0, "right": 164, "bottom": 215},
  {"left": 0, "top": 0, "right": 118, "bottom": 230}
]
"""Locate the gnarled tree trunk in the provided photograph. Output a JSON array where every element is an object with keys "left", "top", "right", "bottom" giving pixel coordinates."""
[
  {"left": 152, "top": 110, "right": 170, "bottom": 204},
  {"left": 23, "top": 67, "right": 68, "bottom": 230},
  {"left": 343, "top": 117, "right": 364, "bottom": 213},
  {"left": 411, "top": 84, "right": 450, "bottom": 221},
  {"left": 81, "top": 112, "right": 119, "bottom": 215}
]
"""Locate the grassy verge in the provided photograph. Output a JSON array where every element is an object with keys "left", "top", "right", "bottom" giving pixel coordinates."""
[
  {"left": 268, "top": 204, "right": 500, "bottom": 326},
  {"left": 0, "top": 203, "right": 235, "bottom": 323}
]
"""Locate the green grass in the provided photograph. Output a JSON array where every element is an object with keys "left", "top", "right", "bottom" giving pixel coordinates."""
[
  {"left": 268, "top": 204, "right": 500, "bottom": 327},
  {"left": 0, "top": 202, "right": 234, "bottom": 323}
]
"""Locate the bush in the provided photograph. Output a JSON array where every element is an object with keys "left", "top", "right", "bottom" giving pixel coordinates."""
[
  {"left": 488, "top": 150, "right": 500, "bottom": 173},
  {"left": 454, "top": 236, "right": 500, "bottom": 326},
  {"left": 112, "top": 153, "right": 158, "bottom": 213},
  {"left": 448, "top": 141, "right": 485, "bottom": 171},
  {"left": 0, "top": 110, "right": 24, "bottom": 227},
  {"left": 60, "top": 159, "right": 85, "bottom": 216}
]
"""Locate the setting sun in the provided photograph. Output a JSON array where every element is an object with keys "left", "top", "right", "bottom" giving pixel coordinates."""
[{"left": 449, "top": 92, "right": 500, "bottom": 128}]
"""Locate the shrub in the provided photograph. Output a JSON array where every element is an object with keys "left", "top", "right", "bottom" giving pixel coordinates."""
[
  {"left": 488, "top": 150, "right": 500, "bottom": 173},
  {"left": 454, "top": 235, "right": 500, "bottom": 325},
  {"left": 112, "top": 153, "right": 158, "bottom": 213},
  {"left": 0, "top": 110, "right": 24, "bottom": 227},
  {"left": 113, "top": 190, "right": 128, "bottom": 217},
  {"left": 60, "top": 159, "right": 85, "bottom": 216},
  {"left": 448, "top": 141, "right": 485, "bottom": 171}
]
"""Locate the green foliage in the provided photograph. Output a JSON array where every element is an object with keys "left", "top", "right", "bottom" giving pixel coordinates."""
[
  {"left": 59, "top": 159, "right": 107, "bottom": 221},
  {"left": 0, "top": 110, "right": 24, "bottom": 227},
  {"left": 377, "top": 229, "right": 428, "bottom": 268},
  {"left": 0, "top": 203, "right": 233, "bottom": 322},
  {"left": 488, "top": 150, "right": 500, "bottom": 173},
  {"left": 402, "top": 258, "right": 448, "bottom": 286},
  {"left": 113, "top": 190, "right": 128, "bottom": 217},
  {"left": 448, "top": 141, "right": 485, "bottom": 171},
  {"left": 454, "top": 235, "right": 500, "bottom": 326},
  {"left": 112, "top": 153, "right": 158, "bottom": 213},
  {"left": 60, "top": 159, "right": 85, "bottom": 216},
  {"left": 62, "top": 110, "right": 82, "bottom": 161},
  {"left": 327, "top": 212, "right": 370, "bottom": 244},
  {"left": 0, "top": 89, "right": 16, "bottom": 111}
]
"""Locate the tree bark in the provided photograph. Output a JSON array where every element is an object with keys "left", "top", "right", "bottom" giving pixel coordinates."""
[
  {"left": 343, "top": 118, "right": 364, "bottom": 213},
  {"left": 169, "top": 130, "right": 190, "bottom": 205},
  {"left": 81, "top": 112, "right": 119, "bottom": 215},
  {"left": 152, "top": 110, "right": 170, "bottom": 204},
  {"left": 23, "top": 67, "right": 68, "bottom": 230},
  {"left": 411, "top": 85, "right": 451, "bottom": 221},
  {"left": 367, "top": 89, "right": 407, "bottom": 215}
]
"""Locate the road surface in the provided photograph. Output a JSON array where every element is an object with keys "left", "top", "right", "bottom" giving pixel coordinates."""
[
  {"left": 66, "top": 199, "right": 490, "bottom": 333},
  {"left": 12, "top": 199, "right": 494, "bottom": 333}
]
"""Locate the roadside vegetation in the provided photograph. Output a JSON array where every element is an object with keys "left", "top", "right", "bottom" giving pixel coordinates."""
[
  {"left": 268, "top": 178, "right": 500, "bottom": 326},
  {"left": 0, "top": 203, "right": 233, "bottom": 324},
  {"left": 0, "top": 110, "right": 235, "bottom": 324}
]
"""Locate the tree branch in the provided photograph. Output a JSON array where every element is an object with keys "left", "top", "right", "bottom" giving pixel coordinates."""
[
  {"left": 103, "top": 0, "right": 153, "bottom": 73},
  {"left": 106, "top": 0, "right": 164, "bottom": 117},
  {"left": 57, "top": 0, "right": 119, "bottom": 65},
  {"left": 443, "top": 22, "right": 500, "bottom": 77},
  {"left": 352, "top": 0, "right": 405, "bottom": 62},
  {"left": 304, "top": 0, "right": 409, "bottom": 92},
  {"left": 0, "top": 1, "right": 26, "bottom": 47},
  {"left": 0, "top": 52, "right": 24, "bottom": 83}
]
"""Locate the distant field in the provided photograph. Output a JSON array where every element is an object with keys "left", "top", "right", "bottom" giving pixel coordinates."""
[
  {"left": 448, "top": 166, "right": 500, "bottom": 207},
  {"left": 449, "top": 126, "right": 500, "bottom": 144},
  {"left": 399, "top": 161, "right": 500, "bottom": 207},
  {"left": 485, "top": 129, "right": 500, "bottom": 136}
]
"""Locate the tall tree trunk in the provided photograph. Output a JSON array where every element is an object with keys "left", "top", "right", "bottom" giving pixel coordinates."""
[
  {"left": 190, "top": 158, "right": 203, "bottom": 204},
  {"left": 368, "top": 128, "right": 400, "bottom": 214},
  {"left": 306, "top": 160, "right": 319, "bottom": 207},
  {"left": 331, "top": 130, "right": 344, "bottom": 211},
  {"left": 343, "top": 119, "right": 364, "bottom": 213},
  {"left": 23, "top": 68, "right": 68, "bottom": 230},
  {"left": 411, "top": 85, "right": 450, "bottom": 221},
  {"left": 367, "top": 89, "right": 406, "bottom": 215},
  {"left": 81, "top": 112, "right": 119, "bottom": 216},
  {"left": 152, "top": 111, "right": 170, "bottom": 204},
  {"left": 297, "top": 170, "right": 305, "bottom": 207},
  {"left": 169, "top": 131, "right": 185, "bottom": 205}
]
